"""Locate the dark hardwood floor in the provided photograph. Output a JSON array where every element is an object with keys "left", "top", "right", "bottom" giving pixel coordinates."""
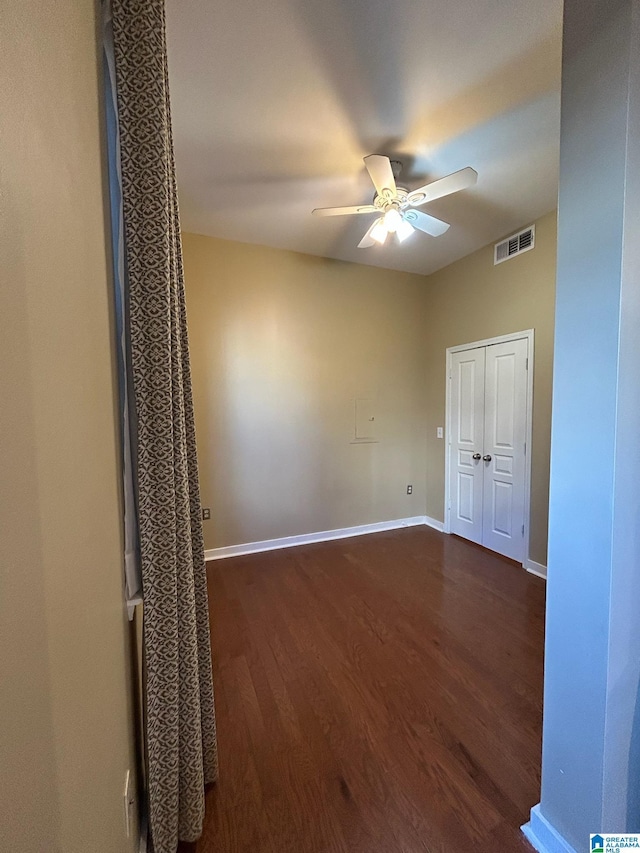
[{"left": 188, "top": 526, "right": 544, "bottom": 852}]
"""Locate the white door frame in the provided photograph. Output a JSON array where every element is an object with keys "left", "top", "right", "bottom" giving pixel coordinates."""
[{"left": 444, "top": 329, "right": 535, "bottom": 569}]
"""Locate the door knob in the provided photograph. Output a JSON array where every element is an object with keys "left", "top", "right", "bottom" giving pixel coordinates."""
[
  {"left": 483, "top": 454, "right": 492, "bottom": 462},
  {"left": 472, "top": 453, "right": 481, "bottom": 460}
]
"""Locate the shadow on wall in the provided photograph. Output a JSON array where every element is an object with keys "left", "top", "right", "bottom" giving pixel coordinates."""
[
  {"left": 218, "top": 303, "right": 328, "bottom": 540},
  {"left": 199, "top": 272, "right": 383, "bottom": 547}
]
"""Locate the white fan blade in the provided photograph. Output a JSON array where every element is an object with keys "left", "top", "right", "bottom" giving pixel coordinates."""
[
  {"left": 358, "top": 219, "right": 383, "bottom": 248},
  {"left": 403, "top": 209, "right": 450, "bottom": 236},
  {"left": 406, "top": 167, "right": 477, "bottom": 207},
  {"left": 363, "top": 155, "right": 397, "bottom": 197},
  {"left": 312, "top": 204, "right": 378, "bottom": 217}
]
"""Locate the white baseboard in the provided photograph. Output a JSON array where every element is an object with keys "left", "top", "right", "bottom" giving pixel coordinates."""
[
  {"left": 205, "top": 516, "right": 428, "bottom": 561},
  {"left": 522, "top": 804, "right": 578, "bottom": 853},
  {"left": 204, "top": 515, "right": 547, "bottom": 576},
  {"left": 524, "top": 559, "right": 548, "bottom": 580}
]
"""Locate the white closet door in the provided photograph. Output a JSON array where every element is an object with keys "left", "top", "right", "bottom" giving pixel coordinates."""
[
  {"left": 449, "top": 347, "right": 485, "bottom": 544},
  {"left": 481, "top": 338, "right": 528, "bottom": 561}
]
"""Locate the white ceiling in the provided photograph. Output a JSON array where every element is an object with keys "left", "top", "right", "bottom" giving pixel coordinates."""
[{"left": 166, "top": 0, "right": 563, "bottom": 276}]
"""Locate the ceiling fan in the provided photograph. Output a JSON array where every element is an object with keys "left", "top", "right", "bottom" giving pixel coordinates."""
[{"left": 312, "top": 155, "right": 477, "bottom": 248}]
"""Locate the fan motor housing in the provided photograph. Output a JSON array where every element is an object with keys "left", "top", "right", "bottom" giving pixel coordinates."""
[{"left": 373, "top": 187, "right": 409, "bottom": 210}]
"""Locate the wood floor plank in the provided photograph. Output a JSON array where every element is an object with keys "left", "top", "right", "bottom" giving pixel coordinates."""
[{"left": 184, "top": 526, "right": 544, "bottom": 853}]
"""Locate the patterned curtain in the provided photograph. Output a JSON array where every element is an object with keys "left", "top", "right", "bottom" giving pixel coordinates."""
[{"left": 110, "top": 1, "right": 218, "bottom": 849}]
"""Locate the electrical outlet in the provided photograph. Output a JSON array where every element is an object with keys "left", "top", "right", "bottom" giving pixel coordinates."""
[
  {"left": 437, "top": 427, "right": 444, "bottom": 439},
  {"left": 123, "top": 769, "right": 135, "bottom": 838},
  {"left": 407, "top": 485, "right": 413, "bottom": 495},
  {"left": 202, "top": 508, "right": 211, "bottom": 521}
]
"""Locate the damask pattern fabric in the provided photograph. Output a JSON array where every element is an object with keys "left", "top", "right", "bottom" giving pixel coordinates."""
[{"left": 110, "top": 1, "right": 218, "bottom": 849}]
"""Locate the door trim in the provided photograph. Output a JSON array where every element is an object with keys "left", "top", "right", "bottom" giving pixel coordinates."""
[{"left": 444, "top": 329, "right": 535, "bottom": 570}]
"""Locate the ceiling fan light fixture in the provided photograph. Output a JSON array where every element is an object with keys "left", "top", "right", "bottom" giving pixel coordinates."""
[
  {"left": 395, "top": 219, "right": 415, "bottom": 243},
  {"left": 370, "top": 218, "right": 388, "bottom": 244},
  {"left": 383, "top": 208, "right": 402, "bottom": 233},
  {"left": 311, "top": 156, "right": 477, "bottom": 249}
]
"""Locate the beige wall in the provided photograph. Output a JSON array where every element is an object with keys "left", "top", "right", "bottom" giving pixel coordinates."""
[
  {"left": 183, "top": 234, "right": 429, "bottom": 550},
  {"left": 424, "top": 210, "right": 557, "bottom": 565},
  {"left": 0, "top": 3, "right": 138, "bottom": 851}
]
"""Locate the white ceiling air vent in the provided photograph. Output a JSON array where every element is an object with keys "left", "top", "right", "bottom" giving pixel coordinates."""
[{"left": 494, "top": 225, "right": 535, "bottom": 265}]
